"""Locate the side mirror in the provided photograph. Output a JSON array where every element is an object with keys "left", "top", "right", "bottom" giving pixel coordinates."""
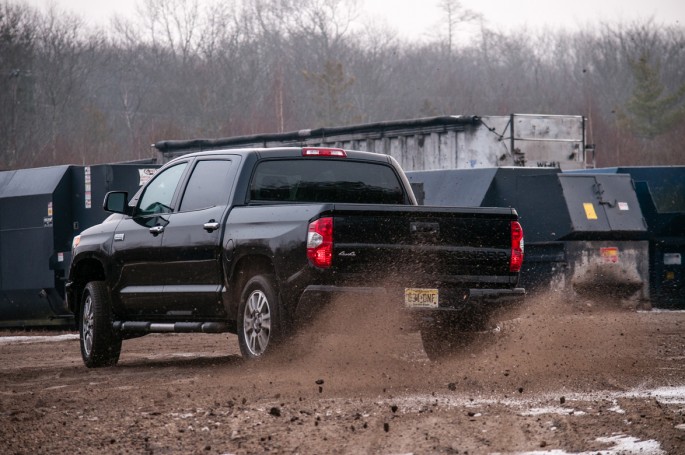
[{"left": 103, "top": 191, "right": 131, "bottom": 215}]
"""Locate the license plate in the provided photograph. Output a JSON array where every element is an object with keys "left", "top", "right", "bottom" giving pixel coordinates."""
[{"left": 404, "top": 288, "right": 439, "bottom": 308}]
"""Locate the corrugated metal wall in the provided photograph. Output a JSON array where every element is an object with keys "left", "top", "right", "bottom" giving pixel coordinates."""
[{"left": 155, "top": 114, "right": 588, "bottom": 171}]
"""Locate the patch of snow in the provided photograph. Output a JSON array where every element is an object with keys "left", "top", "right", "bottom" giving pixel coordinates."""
[
  {"left": 509, "top": 451, "right": 569, "bottom": 455},
  {"left": 520, "top": 407, "right": 586, "bottom": 417},
  {"left": 644, "top": 386, "right": 685, "bottom": 404},
  {"left": 644, "top": 309, "right": 685, "bottom": 314},
  {"left": 608, "top": 404, "right": 625, "bottom": 414},
  {"left": 388, "top": 385, "right": 685, "bottom": 419},
  {"left": 43, "top": 385, "right": 68, "bottom": 390},
  {"left": 0, "top": 334, "right": 78, "bottom": 345},
  {"left": 509, "top": 434, "right": 665, "bottom": 455},
  {"left": 595, "top": 435, "right": 665, "bottom": 454}
]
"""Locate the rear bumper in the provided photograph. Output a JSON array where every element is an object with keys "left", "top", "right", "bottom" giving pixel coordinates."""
[
  {"left": 295, "top": 285, "right": 525, "bottom": 322},
  {"left": 300, "top": 284, "right": 524, "bottom": 302}
]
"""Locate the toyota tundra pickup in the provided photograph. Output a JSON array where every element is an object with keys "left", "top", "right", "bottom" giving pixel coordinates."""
[{"left": 66, "top": 147, "right": 524, "bottom": 367}]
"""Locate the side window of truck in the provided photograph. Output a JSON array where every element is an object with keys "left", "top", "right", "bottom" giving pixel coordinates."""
[
  {"left": 179, "top": 160, "right": 235, "bottom": 212},
  {"left": 137, "top": 162, "right": 188, "bottom": 216}
]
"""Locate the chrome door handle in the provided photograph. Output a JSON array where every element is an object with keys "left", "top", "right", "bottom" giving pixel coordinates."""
[
  {"left": 149, "top": 225, "right": 164, "bottom": 236},
  {"left": 203, "top": 222, "right": 220, "bottom": 233}
]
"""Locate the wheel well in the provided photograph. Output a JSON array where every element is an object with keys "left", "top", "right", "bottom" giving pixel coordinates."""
[
  {"left": 231, "top": 255, "right": 276, "bottom": 299},
  {"left": 69, "top": 258, "right": 106, "bottom": 313},
  {"left": 229, "top": 255, "right": 276, "bottom": 314}
]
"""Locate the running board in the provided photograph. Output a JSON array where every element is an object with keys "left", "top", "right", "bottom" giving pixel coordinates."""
[{"left": 112, "top": 321, "right": 229, "bottom": 334}]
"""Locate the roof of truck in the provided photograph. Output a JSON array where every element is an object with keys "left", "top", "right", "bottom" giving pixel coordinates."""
[{"left": 163, "top": 147, "right": 396, "bottom": 165}]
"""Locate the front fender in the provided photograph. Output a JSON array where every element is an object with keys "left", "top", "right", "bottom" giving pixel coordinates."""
[{"left": 67, "top": 219, "right": 121, "bottom": 313}]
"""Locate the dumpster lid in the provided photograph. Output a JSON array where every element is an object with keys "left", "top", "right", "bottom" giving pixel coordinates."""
[
  {"left": 0, "top": 166, "right": 71, "bottom": 198},
  {"left": 406, "top": 168, "right": 498, "bottom": 206}
]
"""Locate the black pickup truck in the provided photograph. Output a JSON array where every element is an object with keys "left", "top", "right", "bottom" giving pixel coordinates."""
[{"left": 66, "top": 147, "right": 524, "bottom": 367}]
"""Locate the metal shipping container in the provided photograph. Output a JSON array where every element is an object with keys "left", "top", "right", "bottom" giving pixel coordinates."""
[{"left": 154, "top": 114, "right": 591, "bottom": 171}]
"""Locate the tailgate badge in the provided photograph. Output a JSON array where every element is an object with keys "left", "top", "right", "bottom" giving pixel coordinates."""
[{"left": 338, "top": 251, "right": 356, "bottom": 257}]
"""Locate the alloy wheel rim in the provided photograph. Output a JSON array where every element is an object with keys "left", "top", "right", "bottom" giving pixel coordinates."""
[
  {"left": 82, "top": 294, "right": 94, "bottom": 356},
  {"left": 243, "top": 290, "right": 272, "bottom": 356}
]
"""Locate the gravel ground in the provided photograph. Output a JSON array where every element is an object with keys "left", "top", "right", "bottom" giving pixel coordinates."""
[{"left": 2, "top": 293, "right": 685, "bottom": 454}]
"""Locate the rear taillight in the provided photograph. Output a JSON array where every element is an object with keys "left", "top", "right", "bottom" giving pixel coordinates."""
[
  {"left": 510, "top": 221, "right": 524, "bottom": 272},
  {"left": 302, "top": 148, "right": 346, "bottom": 157},
  {"left": 307, "top": 217, "right": 334, "bottom": 268}
]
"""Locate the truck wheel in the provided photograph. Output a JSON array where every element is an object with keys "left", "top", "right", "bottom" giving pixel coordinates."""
[
  {"left": 420, "top": 326, "right": 474, "bottom": 361},
  {"left": 79, "top": 281, "right": 122, "bottom": 368},
  {"left": 237, "top": 275, "right": 284, "bottom": 360}
]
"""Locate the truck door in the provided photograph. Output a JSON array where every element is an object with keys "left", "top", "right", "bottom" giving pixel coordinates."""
[
  {"left": 110, "top": 161, "right": 189, "bottom": 315},
  {"left": 159, "top": 157, "right": 239, "bottom": 318}
]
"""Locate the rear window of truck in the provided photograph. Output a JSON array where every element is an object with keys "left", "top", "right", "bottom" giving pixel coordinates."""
[{"left": 250, "top": 159, "right": 407, "bottom": 204}]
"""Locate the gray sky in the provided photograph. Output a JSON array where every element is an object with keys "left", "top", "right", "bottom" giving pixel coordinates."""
[{"left": 23, "top": 0, "right": 685, "bottom": 40}]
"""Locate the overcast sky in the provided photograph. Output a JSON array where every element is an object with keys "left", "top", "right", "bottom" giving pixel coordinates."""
[{"left": 22, "top": 0, "right": 685, "bottom": 40}]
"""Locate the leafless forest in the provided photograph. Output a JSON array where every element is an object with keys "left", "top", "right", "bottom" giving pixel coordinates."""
[{"left": 1, "top": 0, "right": 684, "bottom": 170}]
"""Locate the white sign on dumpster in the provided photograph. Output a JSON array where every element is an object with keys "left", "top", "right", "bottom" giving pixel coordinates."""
[
  {"left": 664, "top": 253, "right": 682, "bottom": 265},
  {"left": 84, "top": 166, "right": 92, "bottom": 209},
  {"left": 139, "top": 168, "right": 157, "bottom": 186}
]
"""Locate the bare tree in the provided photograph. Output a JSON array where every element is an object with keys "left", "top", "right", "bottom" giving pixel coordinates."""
[
  {"left": 437, "top": 0, "right": 481, "bottom": 56},
  {"left": 0, "top": 1, "right": 36, "bottom": 169},
  {"left": 289, "top": 0, "right": 360, "bottom": 62},
  {"left": 137, "top": 0, "right": 201, "bottom": 63},
  {"left": 2, "top": 0, "right": 685, "bottom": 169},
  {"left": 33, "top": 6, "right": 103, "bottom": 164}
]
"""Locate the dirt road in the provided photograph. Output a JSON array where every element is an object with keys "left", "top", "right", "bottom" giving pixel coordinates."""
[{"left": 2, "top": 293, "right": 685, "bottom": 454}]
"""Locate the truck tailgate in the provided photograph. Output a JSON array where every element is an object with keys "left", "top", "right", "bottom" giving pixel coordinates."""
[{"left": 327, "top": 204, "right": 519, "bottom": 286}]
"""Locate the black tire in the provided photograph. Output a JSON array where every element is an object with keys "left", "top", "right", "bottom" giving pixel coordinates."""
[
  {"left": 420, "top": 307, "right": 499, "bottom": 361},
  {"left": 79, "top": 281, "right": 122, "bottom": 368},
  {"left": 420, "top": 322, "right": 476, "bottom": 361},
  {"left": 420, "top": 314, "right": 482, "bottom": 361},
  {"left": 237, "top": 274, "right": 285, "bottom": 360}
]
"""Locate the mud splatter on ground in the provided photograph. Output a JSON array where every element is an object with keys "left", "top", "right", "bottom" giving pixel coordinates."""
[{"left": 2, "top": 293, "right": 685, "bottom": 453}]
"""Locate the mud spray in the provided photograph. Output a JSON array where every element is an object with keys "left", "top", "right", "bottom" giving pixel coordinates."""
[{"left": 248, "top": 289, "right": 653, "bottom": 398}]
